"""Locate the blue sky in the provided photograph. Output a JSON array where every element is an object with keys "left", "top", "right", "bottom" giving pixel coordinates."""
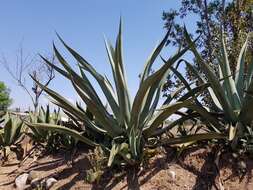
[{"left": 0, "top": 1, "right": 196, "bottom": 110}]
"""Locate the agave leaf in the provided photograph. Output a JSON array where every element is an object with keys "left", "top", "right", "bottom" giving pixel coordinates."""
[
  {"left": 53, "top": 45, "right": 104, "bottom": 108},
  {"left": 115, "top": 28, "right": 132, "bottom": 125},
  {"left": 31, "top": 76, "right": 106, "bottom": 135},
  {"left": 228, "top": 123, "right": 237, "bottom": 141},
  {"left": 171, "top": 78, "right": 221, "bottom": 129},
  {"left": 53, "top": 99, "right": 107, "bottom": 134},
  {"left": 104, "top": 36, "right": 131, "bottom": 127},
  {"left": 0, "top": 129, "right": 4, "bottom": 145},
  {"left": 34, "top": 84, "right": 81, "bottom": 120},
  {"left": 246, "top": 63, "right": 253, "bottom": 89},
  {"left": 3, "top": 114, "right": 12, "bottom": 145},
  {"left": 239, "top": 81, "right": 253, "bottom": 125},
  {"left": 107, "top": 142, "right": 124, "bottom": 167},
  {"left": 187, "top": 104, "right": 221, "bottom": 131},
  {"left": 178, "top": 89, "right": 222, "bottom": 130},
  {"left": 235, "top": 36, "right": 248, "bottom": 98},
  {"left": 168, "top": 78, "right": 221, "bottom": 129},
  {"left": 181, "top": 59, "right": 223, "bottom": 111},
  {"left": 218, "top": 65, "right": 225, "bottom": 89},
  {"left": 76, "top": 102, "right": 85, "bottom": 113},
  {"left": 27, "top": 124, "right": 45, "bottom": 140},
  {"left": 186, "top": 60, "right": 233, "bottom": 110},
  {"left": 11, "top": 117, "right": 22, "bottom": 144},
  {"left": 140, "top": 30, "right": 170, "bottom": 84},
  {"left": 160, "top": 132, "right": 226, "bottom": 145},
  {"left": 56, "top": 35, "right": 121, "bottom": 123},
  {"left": 219, "top": 31, "right": 241, "bottom": 110},
  {"left": 163, "top": 85, "right": 189, "bottom": 106},
  {"left": 114, "top": 20, "right": 130, "bottom": 104},
  {"left": 184, "top": 28, "right": 236, "bottom": 122},
  {"left": 131, "top": 44, "right": 190, "bottom": 130},
  {"left": 178, "top": 83, "right": 210, "bottom": 102},
  {"left": 63, "top": 110, "right": 84, "bottom": 130},
  {"left": 145, "top": 99, "right": 195, "bottom": 136},
  {"left": 152, "top": 112, "right": 200, "bottom": 137},
  {"left": 129, "top": 128, "right": 142, "bottom": 159},
  {"left": 3, "top": 114, "right": 23, "bottom": 146},
  {"left": 78, "top": 64, "right": 104, "bottom": 107},
  {"left": 26, "top": 122, "right": 97, "bottom": 147},
  {"left": 166, "top": 62, "right": 191, "bottom": 92},
  {"left": 140, "top": 82, "right": 163, "bottom": 129},
  {"left": 138, "top": 65, "right": 170, "bottom": 131},
  {"left": 71, "top": 79, "right": 122, "bottom": 136},
  {"left": 115, "top": 19, "right": 126, "bottom": 77},
  {"left": 166, "top": 61, "right": 204, "bottom": 108},
  {"left": 108, "top": 142, "right": 118, "bottom": 167},
  {"left": 40, "top": 55, "right": 69, "bottom": 78},
  {"left": 208, "top": 89, "right": 223, "bottom": 111},
  {"left": 45, "top": 105, "right": 50, "bottom": 124}
]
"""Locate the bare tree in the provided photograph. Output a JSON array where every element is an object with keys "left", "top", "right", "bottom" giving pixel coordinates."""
[{"left": 1, "top": 44, "right": 55, "bottom": 112}]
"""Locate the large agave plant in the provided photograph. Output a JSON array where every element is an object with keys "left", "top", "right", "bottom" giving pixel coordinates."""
[
  {"left": 182, "top": 28, "right": 253, "bottom": 145},
  {"left": 27, "top": 22, "right": 220, "bottom": 166}
]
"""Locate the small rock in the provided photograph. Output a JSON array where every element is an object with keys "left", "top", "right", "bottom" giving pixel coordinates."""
[
  {"left": 46, "top": 177, "right": 57, "bottom": 189},
  {"left": 168, "top": 170, "right": 176, "bottom": 181},
  {"left": 232, "top": 153, "right": 238, "bottom": 158},
  {"left": 15, "top": 173, "right": 29, "bottom": 190}
]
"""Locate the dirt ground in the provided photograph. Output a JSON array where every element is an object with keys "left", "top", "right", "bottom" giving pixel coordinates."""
[{"left": 1, "top": 146, "right": 253, "bottom": 190}]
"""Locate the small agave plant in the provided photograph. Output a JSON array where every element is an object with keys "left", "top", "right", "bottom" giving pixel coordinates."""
[
  {"left": 181, "top": 29, "right": 253, "bottom": 148},
  {"left": 27, "top": 105, "right": 75, "bottom": 150},
  {"left": 27, "top": 21, "right": 220, "bottom": 166},
  {"left": 0, "top": 113, "right": 24, "bottom": 161}
]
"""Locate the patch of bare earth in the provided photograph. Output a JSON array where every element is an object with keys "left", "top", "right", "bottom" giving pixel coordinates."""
[{"left": 1, "top": 146, "right": 253, "bottom": 190}]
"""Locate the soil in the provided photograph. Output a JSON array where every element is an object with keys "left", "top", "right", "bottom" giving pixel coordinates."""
[{"left": 1, "top": 145, "right": 253, "bottom": 190}]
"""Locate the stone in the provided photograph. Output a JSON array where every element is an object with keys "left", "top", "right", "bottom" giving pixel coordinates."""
[
  {"left": 15, "top": 173, "right": 29, "bottom": 190},
  {"left": 46, "top": 177, "right": 57, "bottom": 189},
  {"left": 168, "top": 170, "right": 176, "bottom": 181}
]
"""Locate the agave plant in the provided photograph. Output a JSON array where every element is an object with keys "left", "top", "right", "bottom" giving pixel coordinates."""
[
  {"left": 179, "top": 28, "right": 253, "bottom": 148},
  {"left": 0, "top": 113, "right": 24, "bottom": 161},
  {"left": 27, "top": 105, "right": 75, "bottom": 150},
  {"left": 27, "top": 22, "right": 223, "bottom": 166}
]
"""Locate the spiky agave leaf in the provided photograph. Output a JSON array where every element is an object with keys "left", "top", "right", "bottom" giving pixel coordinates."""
[
  {"left": 184, "top": 28, "right": 237, "bottom": 123},
  {"left": 25, "top": 122, "right": 97, "bottom": 147},
  {"left": 160, "top": 132, "right": 225, "bottom": 146}
]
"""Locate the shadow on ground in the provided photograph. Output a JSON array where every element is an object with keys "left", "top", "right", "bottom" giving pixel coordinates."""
[{"left": 1, "top": 145, "right": 253, "bottom": 190}]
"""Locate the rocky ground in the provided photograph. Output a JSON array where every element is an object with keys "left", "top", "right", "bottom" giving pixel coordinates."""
[{"left": 0, "top": 146, "right": 253, "bottom": 190}]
